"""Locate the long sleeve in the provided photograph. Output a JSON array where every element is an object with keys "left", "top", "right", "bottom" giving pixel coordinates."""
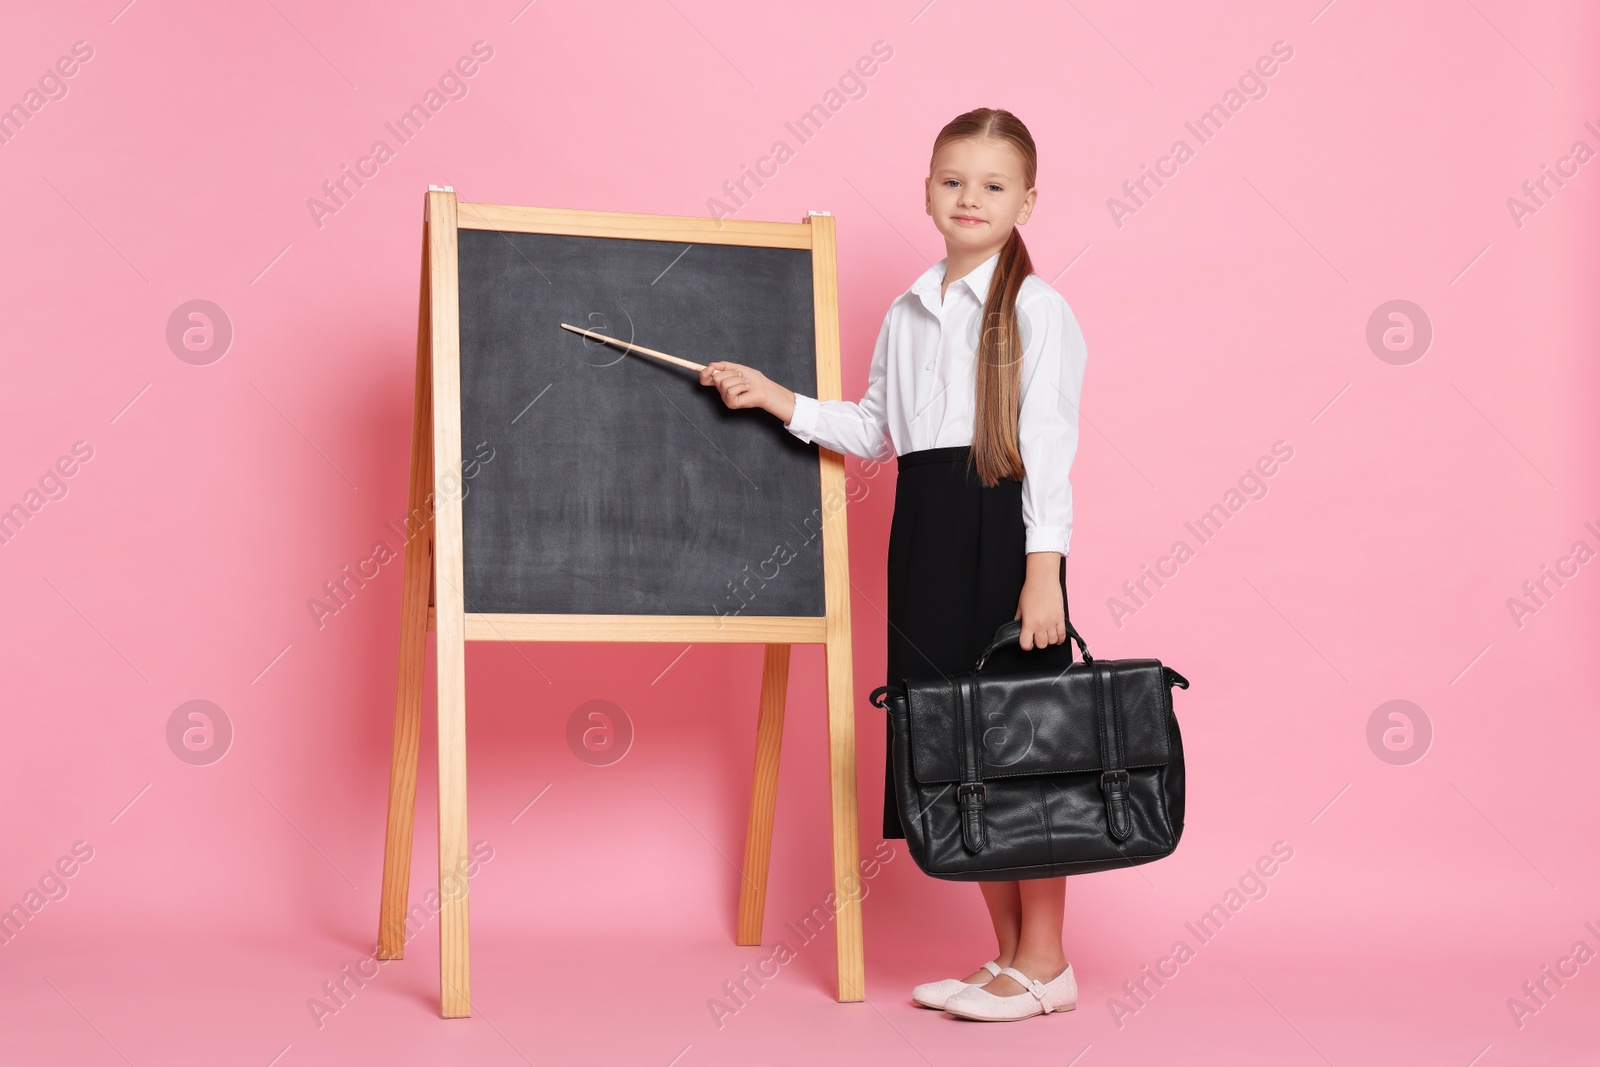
[
  {"left": 784, "top": 310, "right": 894, "bottom": 461},
  {"left": 1016, "top": 293, "right": 1087, "bottom": 556}
]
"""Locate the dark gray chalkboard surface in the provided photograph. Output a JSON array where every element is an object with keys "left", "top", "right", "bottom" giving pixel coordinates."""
[{"left": 456, "top": 228, "right": 826, "bottom": 617}]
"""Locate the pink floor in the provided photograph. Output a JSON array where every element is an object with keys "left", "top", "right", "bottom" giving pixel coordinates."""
[
  {"left": 4, "top": 0, "right": 1600, "bottom": 1064},
  {"left": 5, "top": 757, "right": 1599, "bottom": 1067}
]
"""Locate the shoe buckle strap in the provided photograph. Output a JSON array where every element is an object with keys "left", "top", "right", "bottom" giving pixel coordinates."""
[{"left": 999, "top": 966, "right": 1050, "bottom": 1005}]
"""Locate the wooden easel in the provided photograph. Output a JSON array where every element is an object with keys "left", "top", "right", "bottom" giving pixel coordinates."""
[{"left": 375, "top": 188, "right": 865, "bottom": 1017}]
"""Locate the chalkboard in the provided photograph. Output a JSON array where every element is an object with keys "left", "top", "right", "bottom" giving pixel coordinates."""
[{"left": 456, "top": 228, "right": 826, "bottom": 617}]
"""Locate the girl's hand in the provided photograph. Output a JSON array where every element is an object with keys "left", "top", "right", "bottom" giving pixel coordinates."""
[
  {"left": 700, "top": 361, "right": 796, "bottom": 423},
  {"left": 1015, "top": 552, "right": 1066, "bottom": 650}
]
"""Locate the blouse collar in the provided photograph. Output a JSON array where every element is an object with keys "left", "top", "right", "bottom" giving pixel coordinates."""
[{"left": 908, "top": 248, "right": 1003, "bottom": 316}]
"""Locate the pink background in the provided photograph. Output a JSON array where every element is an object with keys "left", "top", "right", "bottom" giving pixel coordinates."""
[{"left": 3, "top": 1, "right": 1598, "bottom": 1064}]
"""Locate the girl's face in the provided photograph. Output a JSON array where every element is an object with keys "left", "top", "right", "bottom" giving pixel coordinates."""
[{"left": 924, "top": 136, "right": 1036, "bottom": 256}]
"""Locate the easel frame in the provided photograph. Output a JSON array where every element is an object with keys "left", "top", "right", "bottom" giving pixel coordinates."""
[{"left": 375, "top": 188, "right": 864, "bottom": 1017}]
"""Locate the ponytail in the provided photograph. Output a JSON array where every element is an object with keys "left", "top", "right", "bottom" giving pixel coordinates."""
[{"left": 969, "top": 226, "right": 1034, "bottom": 486}]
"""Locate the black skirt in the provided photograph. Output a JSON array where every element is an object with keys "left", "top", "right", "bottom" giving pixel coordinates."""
[{"left": 881, "top": 445, "right": 1075, "bottom": 839}]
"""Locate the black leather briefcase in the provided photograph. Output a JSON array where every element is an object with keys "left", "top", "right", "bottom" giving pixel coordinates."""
[{"left": 870, "top": 619, "right": 1191, "bottom": 881}]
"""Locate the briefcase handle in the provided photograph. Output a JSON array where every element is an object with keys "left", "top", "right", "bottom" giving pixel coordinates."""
[{"left": 975, "top": 617, "right": 1093, "bottom": 672}]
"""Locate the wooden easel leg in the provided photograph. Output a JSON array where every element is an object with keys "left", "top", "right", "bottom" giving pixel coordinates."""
[
  {"left": 824, "top": 629, "right": 865, "bottom": 1002},
  {"left": 376, "top": 530, "right": 431, "bottom": 958},
  {"left": 737, "top": 644, "right": 791, "bottom": 945},
  {"left": 806, "top": 216, "right": 865, "bottom": 1001},
  {"left": 436, "top": 622, "right": 471, "bottom": 1018},
  {"left": 377, "top": 217, "right": 438, "bottom": 961},
  {"left": 426, "top": 187, "right": 472, "bottom": 1019}
]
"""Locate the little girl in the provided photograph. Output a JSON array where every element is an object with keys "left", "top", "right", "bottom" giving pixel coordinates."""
[{"left": 700, "top": 108, "right": 1087, "bottom": 1023}]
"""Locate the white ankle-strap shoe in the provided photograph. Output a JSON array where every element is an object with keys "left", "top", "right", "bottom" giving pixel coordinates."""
[
  {"left": 910, "top": 960, "right": 1002, "bottom": 1010},
  {"left": 942, "top": 963, "right": 1077, "bottom": 1021}
]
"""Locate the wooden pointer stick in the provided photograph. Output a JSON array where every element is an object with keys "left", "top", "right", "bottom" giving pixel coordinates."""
[{"left": 559, "top": 322, "right": 708, "bottom": 372}]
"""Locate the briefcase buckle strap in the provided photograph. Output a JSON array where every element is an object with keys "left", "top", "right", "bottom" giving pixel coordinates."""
[
  {"left": 954, "top": 677, "right": 989, "bottom": 855},
  {"left": 1094, "top": 664, "right": 1134, "bottom": 843},
  {"left": 957, "top": 782, "right": 987, "bottom": 845}
]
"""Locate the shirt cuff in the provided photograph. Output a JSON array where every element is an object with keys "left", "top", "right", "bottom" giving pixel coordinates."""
[
  {"left": 1025, "top": 526, "right": 1069, "bottom": 556},
  {"left": 785, "top": 392, "right": 820, "bottom": 442}
]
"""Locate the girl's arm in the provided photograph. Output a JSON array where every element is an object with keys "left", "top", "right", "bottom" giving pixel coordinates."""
[
  {"left": 700, "top": 311, "right": 893, "bottom": 462},
  {"left": 1014, "top": 292, "right": 1088, "bottom": 649}
]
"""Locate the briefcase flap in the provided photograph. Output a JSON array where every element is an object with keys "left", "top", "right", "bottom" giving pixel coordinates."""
[{"left": 905, "top": 659, "right": 1173, "bottom": 785}]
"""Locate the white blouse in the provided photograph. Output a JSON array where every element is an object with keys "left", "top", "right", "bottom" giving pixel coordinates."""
[{"left": 784, "top": 250, "right": 1087, "bottom": 556}]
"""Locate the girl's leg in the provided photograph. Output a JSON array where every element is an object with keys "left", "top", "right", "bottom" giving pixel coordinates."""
[
  {"left": 961, "top": 881, "right": 1022, "bottom": 982},
  {"left": 978, "top": 876, "right": 1069, "bottom": 995}
]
